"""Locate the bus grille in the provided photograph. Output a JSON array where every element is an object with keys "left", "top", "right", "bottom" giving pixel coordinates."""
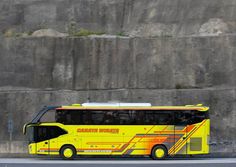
[{"left": 190, "top": 138, "right": 202, "bottom": 151}]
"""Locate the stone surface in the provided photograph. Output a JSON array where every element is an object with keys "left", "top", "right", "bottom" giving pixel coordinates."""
[
  {"left": 1, "top": 0, "right": 236, "bottom": 36},
  {"left": 0, "top": 36, "right": 236, "bottom": 90},
  {"left": 199, "top": 18, "right": 229, "bottom": 36},
  {"left": 0, "top": 0, "right": 236, "bottom": 156},
  {"left": 0, "top": 35, "right": 236, "bottom": 155},
  {"left": 31, "top": 29, "right": 68, "bottom": 37}
]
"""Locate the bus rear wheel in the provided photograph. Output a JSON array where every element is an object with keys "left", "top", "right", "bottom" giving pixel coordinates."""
[
  {"left": 151, "top": 145, "right": 168, "bottom": 160},
  {"left": 60, "top": 145, "right": 76, "bottom": 160}
]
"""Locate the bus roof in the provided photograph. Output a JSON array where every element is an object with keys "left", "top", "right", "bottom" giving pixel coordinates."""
[{"left": 57, "top": 103, "right": 209, "bottom": 112}]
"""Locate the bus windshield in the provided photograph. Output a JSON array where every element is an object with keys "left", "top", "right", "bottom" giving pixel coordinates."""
[
  {"left": 30, "top": 106, "right": 59, "bottom": 123},
  {"left": 40, "top": 109, "right": 56, "bottom": 122},
  {"left": 26, "top": 126, "right": 35, "bottom": 144}
]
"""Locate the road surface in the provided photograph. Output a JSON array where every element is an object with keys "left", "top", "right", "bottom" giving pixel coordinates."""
[{"left": 0, "top": 158, "right": 235, "bottom": 167}]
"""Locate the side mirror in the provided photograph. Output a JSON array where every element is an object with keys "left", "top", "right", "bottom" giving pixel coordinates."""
[{"left": 23, "top": 124, "right": 26, "bottom": 135}]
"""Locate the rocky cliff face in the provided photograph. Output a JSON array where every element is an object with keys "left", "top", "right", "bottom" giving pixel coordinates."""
[
  {"left": 1, "top": 0, "right": 236, "bottom": 37},
  {"left": 0, "top": 0, "right": 236, "bottom": 156}
]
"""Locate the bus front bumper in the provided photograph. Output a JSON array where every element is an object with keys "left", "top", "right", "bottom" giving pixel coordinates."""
[{"left": 28, "top": 143, "right": 37, "bottom": 154}]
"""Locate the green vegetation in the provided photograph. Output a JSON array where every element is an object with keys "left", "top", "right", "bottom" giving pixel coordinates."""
[
  {"left": 71, "top": 28, "right": 105, "bottom": 37},
  {"left": 67, "top": 21, "right": 104, "bottom": 37},
  {"left": 3, "top": 25, "right": 129, "bottom": 38},
  {"left": 116, "top": 32, "right": 127, "bottom": 36}
]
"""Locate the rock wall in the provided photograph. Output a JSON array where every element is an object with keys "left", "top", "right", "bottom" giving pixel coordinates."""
[
  {"left": 1, "top": 36, "right": 236, "bottom": 90},
  {"left": 0, "top": 0, "right": 236, "bottom": 156},
  {"left": 1, "top": 0, "right": 236, "bottom": 36},
  {"left": 0, "top": 36, "right": 235, "bottom": 155}
]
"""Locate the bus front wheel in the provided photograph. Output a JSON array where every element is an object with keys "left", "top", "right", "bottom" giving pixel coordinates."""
[
  {"left": 60, "top": 145, "right": 76, "bottom": 160},
  {"left": 151, "top": 145, "right": 168, "bottom": 160}
]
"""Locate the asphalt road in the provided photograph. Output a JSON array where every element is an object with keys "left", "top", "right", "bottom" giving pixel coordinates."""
[{"left": 0, "top": 158, "right": 236, "bottom": 167}]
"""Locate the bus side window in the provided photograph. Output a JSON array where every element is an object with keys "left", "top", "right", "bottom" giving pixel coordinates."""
[
  {"left": 145, "top": 111, "right": 155, "bottom": 124},
  {"left": 175, "top": 111, "right": 189, "bottom": 125},
  {"left": 69, "top": 110, "right": 83, "bottom": 125},
  {"left": 191, "top": 111, "right": 209, "bottom": 124},
  {"left": 111, "top": 110, "right": 136, "bottom": 125},
  {"left": 100, "top": 111, "right": 115, "bottom": 124},
  {"left": 82, "top": 111, "right": 93, "bottom": 125},
  {"left": 135, "top": 111, "right": 145, "bottom": 124},
  {"left": 175, "top": 110, "right": 197, "bottom": 125},
  {"left": 56, "top": 110, "right": 68, "bottom": 124},
  {"left": 56, "top": 110, "right": 83, "bottom": 125},
  {"left": 156, "top": 112, "right": 174, "bottom": 125},
  {"left": 49, "top": 126, "right": 67, "bottom": 139}
]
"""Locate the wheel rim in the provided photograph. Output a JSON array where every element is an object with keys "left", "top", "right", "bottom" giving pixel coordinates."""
[
  {"left": 63, "top": 148, "right": 73, "bottom": 158},
  {"left": 155, "top": 148, "right": 165, "bottom": 158}
]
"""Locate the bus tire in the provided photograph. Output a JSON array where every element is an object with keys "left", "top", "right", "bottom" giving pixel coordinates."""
[
  {"left": 151, "top": 145, "right": 168, "bottom": 160},
  {"left": 60, "top": 145, "right": 76, "bottom": 160}
]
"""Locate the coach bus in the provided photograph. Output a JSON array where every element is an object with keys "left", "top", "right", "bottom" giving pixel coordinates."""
[{"left": 23, "top": 103, "right": 210, "bottom": 160}]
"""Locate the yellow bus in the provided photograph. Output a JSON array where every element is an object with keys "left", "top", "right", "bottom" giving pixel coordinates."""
[{"left": 23, "top": 103, "right": 210, "bottom": 160}]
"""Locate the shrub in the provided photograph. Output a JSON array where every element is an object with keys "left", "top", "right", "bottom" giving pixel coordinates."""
[{"left": 72, "top": 28, "right": 105, "bottom": 37}]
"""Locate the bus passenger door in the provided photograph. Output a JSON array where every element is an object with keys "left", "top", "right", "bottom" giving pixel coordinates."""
[
  {"left": 35, "top": 126, "right": 50, "bottom": 155},
  {"left": 47, "top": 126, "right": 67, "bottom": 155},
  {"left": 35, "top": 126, "right": 67, "bottom": 155}
]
